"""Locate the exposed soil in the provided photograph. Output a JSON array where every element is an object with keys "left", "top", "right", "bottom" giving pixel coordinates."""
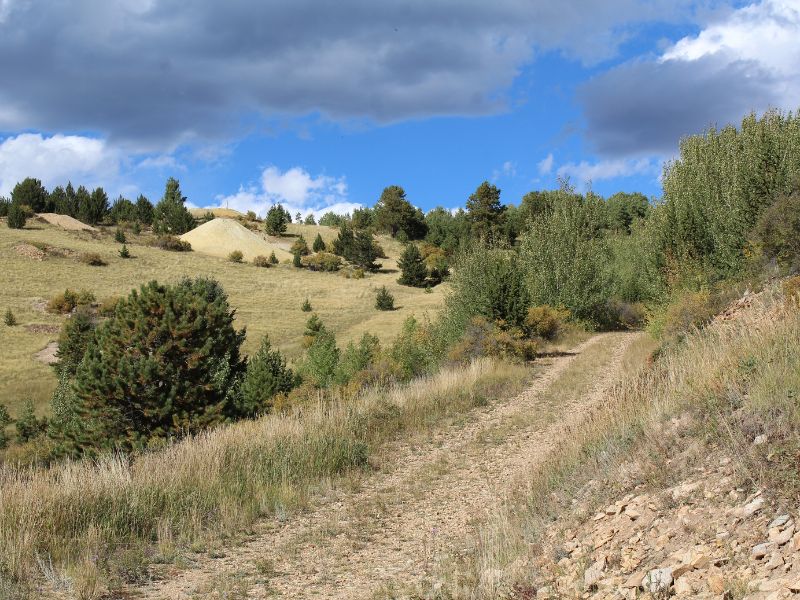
[
  {"left": 36, "top": 213, "right": 98, "bottom": 232},
  {"left": 132, "top": 332, "right": 639, "bottom": 599}
]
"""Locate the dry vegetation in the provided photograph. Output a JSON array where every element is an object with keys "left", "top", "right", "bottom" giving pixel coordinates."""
[
  {"left": 416, "top": 283, "right": 799, "bottom": 598},
  {"left": 0, "top": 220, "right": 445, "bottom": 419},
  {"left": 0, "top": 357, "right": 529, "bottom": 599}
]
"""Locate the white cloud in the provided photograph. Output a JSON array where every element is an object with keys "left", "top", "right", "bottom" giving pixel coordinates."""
[
  {"left": 136, "top": 155, "right": 186, "bottom": 171},
  {"left": 661, "top": 0, "right": 800, "bottom": 107},
  {"left": 537, "top": 153, "right": 555, "bottom": 175},
  {"left": 491, "top": 160, "right": 517, "bottom": 181},
  {"left": 0, "top": 133, "right": 120, "bottom": 197},
  {"left": 217, "top": 165, "right": 358, "bottom": 218},
  {"left": 556, "top": 157, "right": 659, "bottom": 185}
]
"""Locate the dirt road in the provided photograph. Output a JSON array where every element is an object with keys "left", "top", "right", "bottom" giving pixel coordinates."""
[{"left": 135, "top": 332, "right": 640, "bottom": 599}]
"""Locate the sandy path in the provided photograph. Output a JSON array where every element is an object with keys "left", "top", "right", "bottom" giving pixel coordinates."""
[{"left": 136, "top": 332, "right": 639, "bottom": 599}]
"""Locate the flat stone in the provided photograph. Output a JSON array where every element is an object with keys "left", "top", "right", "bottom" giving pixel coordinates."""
[
  {"left": 740, "top": 497, "right": 766, "bottom": 518},
  {"left": 770, "top": 525, "right": 795, "bottom": 546},
  {"left": 708, "top": 574, "right": 726, "bottom": 594},
  {"left": 584, "top": 558, "right": 606, "bottom": 589},
  {"left": 768, "top": 515, "right": 791, "bottom": 529},
  {"left": 641, "top": 568, "right": 673, "bottom": 594},
  {"left": 752, "top": 543, "right": 774, "bottom": 559},
  {"left": 766, "top": 553, "right": 785, "bottom": 571},
  {"left": 674, "top": 576, "right": 694, "bottom": 595}
]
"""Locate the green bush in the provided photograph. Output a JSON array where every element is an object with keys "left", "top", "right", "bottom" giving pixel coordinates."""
[
  {"left": 524, "top": 305, "right": 569, "bottom": 340},
  {"left": 152, "top": 178, "right": 195, "bottom": 235},
  {"left": 237, "top": 335, "right": 296, "bottom": 417},
  {"left": 54, "top": 308, "right": 96, "bottom": 377},
  {"left": 302, "top": 313, "right": 326, "bottom": 348},
  {"left": 312, "top": 233, "right": 326, "bottom": 252},
  {"left": 16, "top": 399, "right": 47, "bottom": 444},
  {"left": 269, "top": 251, "right": 279, "bottom": 264},
  {"left": 301, "top": 298, "right": 312, "bottom": 312},
  {"left": 47, "top": 289, "right": 95, "bottom": 314},
  {"left": 4, "top": 308, "right": 16, "bottom": 326},
  {"left": 753, "top": 191, "right": 800, "bottom": 269},
  {"left": 253, "top": 255, "right": 271, "bottom": 268},
  {"left": 68, "top": 278, "right": 246, "bottom": 452},
  {"left": 335, "top": 333, "right": 380, "bottom": 386},
  {"left": 79, "top": 252, "right": 107, "bottom": 266},
  {"left": 114, "top": 228, "right": 126, "bottom": 243},
  {"left": 304, "top": 330, "right": 340, "bottom": 388},
  {"left": 290, "top": 235, "right": 310, "bottom": 256},
  {"left": 264, "top": 204, "right": 290, "bottom": 235},
  {"left": 7, "top": 203, "right": 26, "bottom": 229},
  {"left": 448, "top": 317, "right": 538, "bottom": 364},
  {"left": 119, "top": 244, "right": 131, "bottom": 259},
  {"left": 0, "top": 403, "right": 11, "bottom": 449},
  {"left": 375, "top": 286, "right": 395, "bottom": 311},
  {"left": 153, "top": 235, "right": 192, "bottom": 252},
  {"left": 293, "top": 252, "right": 302, "bottom": 268},
  {"left": 301, "top": 252, "right": 342, "bottom": 272},
  {"left": 228, "top": 250, "right": 244, "bottom": 263},
  {"left": 397, "top": 243, "right": 427, "bottom": 287}
]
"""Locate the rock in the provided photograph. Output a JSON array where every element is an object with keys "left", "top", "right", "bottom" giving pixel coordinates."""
[
  {"left": 641, "top": 568, "right": 673, "bottom": 594},
  {"left": 768, "top": 515, "right": 791, "bottom": 529},
  {"left": 788, "top": 578, "right": 800, "bottom": 593},
  {"left": 739, "top": 497, "right": 766, "bottom": 518},
  {"left": 690, "top": 552, "right": 710, "bottom": 569},
  {"left": 793, "top": 532, "right": 800, "bottom": 551},
  {"left": 753, "top": 434, "right": 768, "bottom": 446},
  {"left": 622, "top": 572, "right": 643, "bottom": 589},
  {"left": 672, "top": 562, "right": 693, "bottom": 579},
  {"left": 766, "top": 553, "right": 785, "bottom": 571},
  {"left": 584, "top": 558, "right": 606, "bottom": 589},
  {"left": 674, "top": 576, "right": 694, "bottom": 595},
  {"left": 752, "top": 543, "right": 773, "bottom": 559},
  {"left": 708, "top": 574, "right": 726, "bottom": 594},
  {"left": 770, "top": 525, "right": 795, "bottom": 546}
]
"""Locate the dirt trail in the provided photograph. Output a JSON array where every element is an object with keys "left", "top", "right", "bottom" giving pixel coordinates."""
[{"left": 137, "top": 332, "right": 640, "bottom": 599}]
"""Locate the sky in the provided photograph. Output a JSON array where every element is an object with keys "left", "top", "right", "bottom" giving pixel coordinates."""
[{"left": 1, "top": 0, "right": 799, "bottom": 217}]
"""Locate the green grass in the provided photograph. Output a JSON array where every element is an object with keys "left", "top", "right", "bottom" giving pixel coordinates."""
[{"left": 0, "top": 221, "right": 445, "bottom": 418}]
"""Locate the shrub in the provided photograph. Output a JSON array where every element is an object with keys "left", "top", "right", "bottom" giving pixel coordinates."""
[
  {"left": 375, "top": 286, "right": 395, "bottom": 311},
  {"left": 16, "top": 400, "right": 47, "bottom": 444},
  {"left": 0, "top": 197, "right": 9, "bottom": 217},
  {"left": 7, "top": 203, "right": 26, "bottom": 229},
  {"left": 301, "top": 298, "right": 312, "bottom": 312},
  {"left": 0, "top": 403, "right": 11, "bottom": 449},
  {"left": 312, "top": 233, "right": 326, "bottom": 252},
  {"left": 68, "top": 278, "right": 246, "bottom": 452},
  {"left": 290, "top": 235, "right": 310, "bottom": 256},
  {"left": 524, "top": 305, "right": 570, "bottom": 340},
  {"left": 47, "top": 289, "right": 95, "bottom": 314},
  {"left": 389, "top": 317, "right": 434, "bottom": 380},
  {"left": 335, "top": 333, "right": 380, "bottom": 386},
  {"left": 98, "top": 296, "right": 121, "bottom": 317},
  {"left": 154, "top": 235, "right": 192, "bottom": 252},
  {"left": 253, "top": 255, "right": 271, "bottom": 267},
  {"left": 237, "top": 336, "right": 296, "bottom": 417},
  {"left": 448, "top": 316, "right": 538, "bottom": 364},
  {"left": 398, "top": 243, "right": 428, "bottom": 287},
  {"left": 753, "top": 191, "right": 800, "bottom": 269},
  {"left": 132, "top": 220, "right": 142, "bottom": 235},
  {"left": 782, "top": 276, "right": 800, "bottom": 306},
  {"left": 114, "top": 228, "right": 126, "bottom": 243},
  {"left": 119, "top": 244, "right": 131, "bottom": 259},
  {"left": 302, "top": 313, "right": 326, "bottom": 348},
  {"left": 4, "top": 308, "right": 16, "bottom": 326},
  {"left": 54, "top": 308, "right": 96, "bottom": 377},
  {"left": 293, "top": 252, "right": 302, "bottom": 268},
  {"left": 246, "top": 210, "right": 257, "bottom": 221},
  {"left": 79, "top": 252, "right": 107, "bottom": 266},
  {"left": 228, "top": 250, "right": 244, "bottom": 263},
  {"left": 301, "top": 252, "right": 342, "bottom": 272},
  {"left": 303, "top": 330, "right": 340, "bottom": 387},
  {"left": 269, "top": 251, "right": 279, "bottom": 264}
]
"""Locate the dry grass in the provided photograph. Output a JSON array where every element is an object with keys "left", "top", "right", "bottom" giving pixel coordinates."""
[
  {"left": 0, "top": 222, "right": 445, "bottom": 418},
  {"left": 0, "top": 357, "right": 528, "bottom": 598},
  {"left": 424, "top": 284, "right": 798, "bottom": 598}
]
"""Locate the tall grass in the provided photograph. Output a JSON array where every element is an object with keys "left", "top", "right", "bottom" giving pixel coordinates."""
[
  {"left": 0, "top": 358, "right": 528, "bottom": 597},
  {"left": 430, "top": 284, "right": 799, "bottom": 598}
]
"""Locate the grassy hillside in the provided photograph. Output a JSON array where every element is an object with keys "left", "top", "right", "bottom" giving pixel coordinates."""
[{"left": 0, "top": 219, "right": 445, "bottom": 418}]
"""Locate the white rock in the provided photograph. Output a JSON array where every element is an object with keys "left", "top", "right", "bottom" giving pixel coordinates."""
[
  {"left": 754, "top": 434, "right": 768, "bottom": 446},
  {"left": 641, "top": 568, "right": 673, "bottom": 593},
  {"left": 740, "top": 497, "right": 766, "bottom": 518},
  {"left": 752, "top": 542, "right": 774, "bottom": 559},
  {"left": 768, "top": 515, "right": 791, "bottom": 529},
  {"left": 584, "top": 558, "right": 606, "bottom": 589}
]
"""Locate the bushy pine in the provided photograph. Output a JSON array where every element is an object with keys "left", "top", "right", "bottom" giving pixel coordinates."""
[
  {"left": 375, "top": 286, "right": 395, "bottom": 310},
  {"left": 7, "top": 203, "right": 26, "bottom": 229},
  {"left": 54, "top": 309, "right": 96, "bottom": 378},
  {"left": 119, "top": 244, "right": 131, "bottom": 258},
  {"left": 4, "top": 308, "right": 16, "bottom": 326},
  {"left": 397, "top": 243, "right": 427, "bottom": 287},
  {"left": 293, "top": 252, "right": 302, "bottom": 268},
  {"left": 269, "top": 251, "right": 279, "bottom": 264},
  {"left": 0, "top": 403, "right": 11, "bottom": 449},
  {"left": 238, "top": 335, "right": 296, "bottom": 417},
  {"left": 115, "top": 228, "right": 126, "bottom": 243},
  {"left": 466, "top": 181, "right": 506, "bottom": 242},
  {"left": 304, "top": 330, "right": 339, "bottom": 387},
  {"left": 312, "top": 233, "right": 326, "bottom": 252},
  {"left": 301, "top": 298, "right": 312, "bottom": 312},
  {"left": 16, "top": 399, "right": 46, "bottom": 443},
  {"left": 335, "top": 333, "right": 379, "bottom": 385},
  {"left": 11, "top": 178, "right": 49, "bottom": 213},
  {"left": 153, "top": 178, "right": 195, "bottom": 235},
  {"left": 136, "top": 195, "right": 154, "bottom": 225},
  {"left": 290, "top": 235, "right": 310, "bottom": 256},
  {"left": 264, "top": 204, "right": 290, "bottom": 235},
  {"left": 110, "top": 197, "right": 137, "bottom": 224},
  {"left": 70, "top": 278, "right": 246, "bottom": 452}
]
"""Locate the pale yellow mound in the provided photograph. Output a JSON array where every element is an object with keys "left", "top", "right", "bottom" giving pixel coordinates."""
[
  {"left": 189, "top": 207, "right": 245, "bottom": 219},
  {"left": 180, "top": 218, "right": 293, "bottom": 262},
  {"left": 37, "top": 213, "right": 98, "bottom": 231}
]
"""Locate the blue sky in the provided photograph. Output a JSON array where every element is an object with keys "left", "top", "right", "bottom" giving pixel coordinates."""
[{"left": 1, "top": 0, "right": 798, "bottom": 217}]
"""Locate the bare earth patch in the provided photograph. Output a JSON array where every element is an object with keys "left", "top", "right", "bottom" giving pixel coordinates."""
[
  {"left": 36, "top": 213, "right": 98, "bottom": 232},
  {"left": 34, "top": 341, "right": 59, "bottom": 365},
  {"left": 132, "top": 332, "right": 640, "bottom": 599}
]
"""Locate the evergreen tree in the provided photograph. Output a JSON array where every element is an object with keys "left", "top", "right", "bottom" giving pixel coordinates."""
[
  {"left": 11, "top": 178, "right": 49, "bottom": 212},
  {"left": 466, "top": 181, "right": 506, "bottom": 242},
  {"left": 332, "top": 223, "right": 356, "bottom": 258},
  {"left": 352, "top": 229, "right": 380, "bottom": 271},
  {"left": 153, "top": 178, "right": 195, "bottom": 235},
  {"left": 304, "top": 214, "right": 316, "bottom": 225},
  {"left": 6, "top": 203, "right": 26, "bottom": 229},
  {"left": 4, "top": 308, "right": 17, "bottom": 326},
  {"left": 334, "top": 333, "right": 379, "bottom": 385},
  {"left": 238, "top": 335, "right": 296, "bottom": 417},
  {"left": 295, "top": 212, "right": 302, "bottom": 223},
  {"left": 397, "top": 243, "right": 427, "bottom": 287},
  {"left": 293, "top": 252, "right": 302, "bottom": 267},
  {"left": 74, "top": 185, "right": 92, "bottom": 223},
  {"left": 269, "top": 251, "right": 279, "bottom": 264},
  {"left": 264, "top": 204, "right": 290, "bottom": 235},
  {"left": 312, "top": 233, "right": 326, "bottom": 252},
  {"left": 304, "top": 330, "right": 339, "bottom": 388},
  {"left": 375, "top": 286, "right": 395, "bottom": 310},
  {"left": 110, "top": 196, "right": 138, "bottom": 224},
  {"left": 79, "top": 187, "right": 109, "bottom": 225},
  {"left": 54, "top": 309, "right": 96, "bottom": 378},
  {"left": 16, "top": 399, "right": 46, "bottom": 443},
  {"left": 301, "top": 298, "right": 312, "bottom": 312},
  {"left": 115, "top": 228, "right": 126, "bottom": 243},
  {"left": 373, "top": 185, "right": 426, "bottom": 239},
  {"left": 0, "top": 403, "right": 11, "bottom": 449},
  {"left": 119, "top": 244, "right": 131, "bottom": 258},
  {"left": 290, "top": 235, "right": 310, "bottom": 256},
  {"left": 136, "top": 194, "right": 154, "bottom": 225},
  {"left": 71, "top": 278, "right": 246, "bottom": 452},
  {"left": 49, "top": 186, "right": 69, "bottom": 215}
]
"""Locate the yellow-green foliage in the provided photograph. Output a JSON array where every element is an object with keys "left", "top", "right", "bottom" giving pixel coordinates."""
[
  {"left": 228, "top": 250, "right": 243, "bottom": 263},
  {"left": 301, "top": 252, "right": 342, "bottom": 272},
  {"left": 524, "top": 305, "right": 570, "bottom": 340},
  {"left": 46, "top": 289, "right": 95, "bottom": 314}
]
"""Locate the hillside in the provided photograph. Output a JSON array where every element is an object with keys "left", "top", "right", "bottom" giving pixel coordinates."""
[
  {"left": 0, "top": 220, "right": 445, "bottom": 420},
  {"left": 180, "top": 218, "right": 294, "bottom": 262}
]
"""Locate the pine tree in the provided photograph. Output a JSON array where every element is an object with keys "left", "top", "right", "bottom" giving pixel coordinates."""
[
  {"left": 375, "top": 286, "right": 395, "bottom": 310},
  {"left": 312, "top": 233, "right": 326, "bottom": 252},
  {"left": 293, "top": 252, "right": 302, "bottom": 268},
  {"left": 119, "top": 244, "right": 131, "bottom": 258},
  {"left": 264, "top": 204, "right": 290, "bottom": 236},
  {"left": 153, "top": 178, "right": 195, "bottom": 235},
  {"left": 237, "top": 335, "right": 296, "bottom": 416},
  {"left": 16, "top": 399, "right": 46, "bottom": 443},
  {"left": 290, "top": 235, "right": 310, "bottom": 256},
  {"left": 71, "top": 278, "right": 246, "bottom": 452},
  {"left": 352, "top": 230, "right": 380, "bottom": 271},
  {"left": 11, "top": 178, "right": 50, "bottom": 212},
  {"left": 7, "top": 203, "right": 26, "bottom": 229},
  {"left": 269, "top": 251, "right": 279, "bottom": 264},
  {"left": 304, "top": 330, "right": 339, "bottom": 388},
  {"left": 466, "top": 181, "right": 506, "bottom": 242},
  {"left": 115, "top": 228, "right": 126, "bottom": 243},
  {"left": 301, "top": 298, "right": 312, "bottom": 312},
  {"left": 0, "top": 403, "right": 11, "bottom": 449},
  {"left": 54, "top": 308, "right": 96, "bottom": 378},
  {"left": 373, "top": 185, "right": 427, "bottom": 239},
  {"left": 136, "top": 195, "right": 154, "bottom": 225},
  {"left": 398, "top": 243, "right": 428, "bottom": 287},
  {"left": 4, "top": 308, "right": 17, "bottom": 326},
  {"left": 304, "top": 214, "right": 316, "bottom": 225}
]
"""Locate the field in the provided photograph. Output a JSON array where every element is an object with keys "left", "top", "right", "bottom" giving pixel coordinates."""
[{"left": 0, "top": 217, "right": 446, "bottom": 419}]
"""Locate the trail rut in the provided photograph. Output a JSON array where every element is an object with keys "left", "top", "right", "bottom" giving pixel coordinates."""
[{"left": 136, "top": 332, "right": 640, "bottom": 599}]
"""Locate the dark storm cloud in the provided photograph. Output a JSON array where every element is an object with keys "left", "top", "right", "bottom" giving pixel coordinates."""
[
  {"left": 0, "top": 0, "right": 696, "bottom": 149},
  {"left": 578, "top": 55, "right": 780, "bottom": 156}
]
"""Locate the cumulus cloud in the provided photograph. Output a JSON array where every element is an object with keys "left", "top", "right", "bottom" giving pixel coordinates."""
[
  {"left": 0, "top": 0, "right": 697, "bottom": 149},
  {"left": 537, "top": 153, "right": 555, "bottom": 175},
  {"left": 579, "top": 0, "right": 799, "bottom": 156},
  {"left": 492, "top": 161, "right": 517, "bottom": 181},
  {"left": 0, "top": 133, "right": 120, "bottom": 196},
  {"left": 216, "top": 166, "right": 359, "bottom": 218}
]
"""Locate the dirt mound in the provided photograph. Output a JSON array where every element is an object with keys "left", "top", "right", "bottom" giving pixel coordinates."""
[
  {"left": 189, "top": 207, "right": 245, "bottom": 219},
  {"left": 34, "top": 342, "right": 59, "bottom": 365},
  {"left": 13, "top": 243, "right": 46, "bottom": 260},
  {"left": 37, "top": 213, "right": 98, "bottom": 231},
  {"left": 180, "top": 218, "right": 293, "bottom": 262}
]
